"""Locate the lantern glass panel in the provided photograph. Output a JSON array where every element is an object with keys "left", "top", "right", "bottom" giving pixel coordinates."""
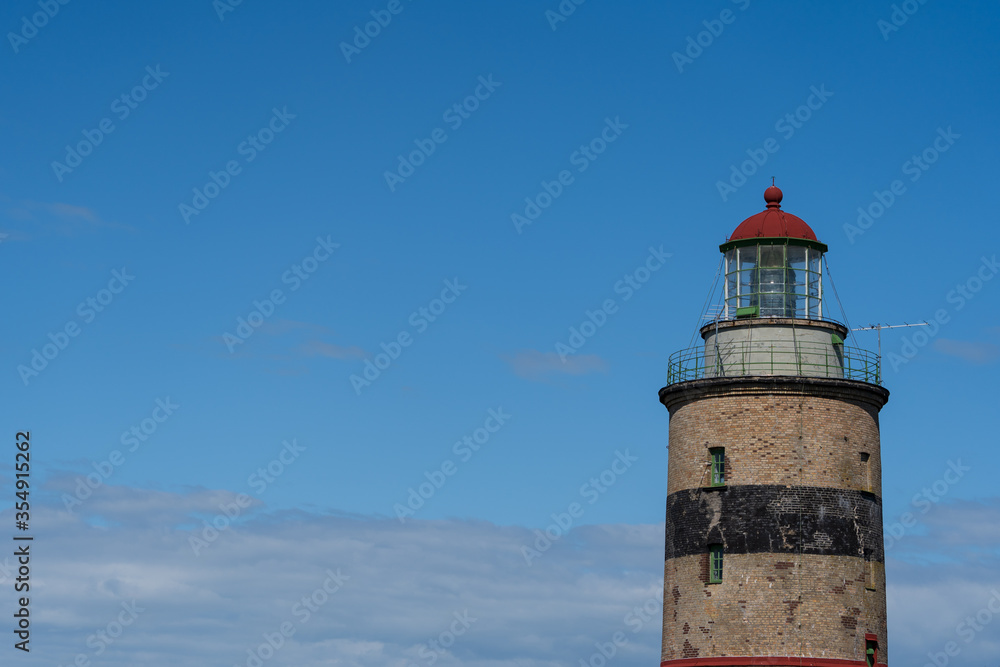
[
  {"left": 724, "top": 249, "right": 738, "bottom": 314},
  {"left": 751, "top": 245, "right": 794, "bottom": 317},
  {"left": 739, "top": 247, "right": 756, "bottom": 309}
]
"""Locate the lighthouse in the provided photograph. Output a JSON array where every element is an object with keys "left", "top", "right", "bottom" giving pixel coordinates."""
[{"left": 658, "top": 186, "right": 889, "bottom": 666}]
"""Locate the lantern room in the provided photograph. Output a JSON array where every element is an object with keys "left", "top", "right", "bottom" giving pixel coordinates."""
[
  {"left": 720, "top": 185, "right": 827, "bottom": 320},
  {"left": 665, "top": 184, "right": 882, "bottom": 387}
]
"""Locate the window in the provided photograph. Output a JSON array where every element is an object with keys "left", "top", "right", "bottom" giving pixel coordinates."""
[
  {"left": 709, "top": 448, "right": 725, "bottom": 486},
  {"left": 865, "top": 560, "right": 877, "bottom": 591},
  {"left": 860, "top": 452, "right": 871, "bottom": 492},
  {"left": 865, "top": 637, "right": 878, "bottom": 666},
  {"left": 709, "top": 544, "right": 723, "bottom": 583}
]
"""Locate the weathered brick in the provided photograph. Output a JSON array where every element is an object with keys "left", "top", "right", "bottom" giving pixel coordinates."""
[{"left": 658, "top": 376, "right": 889, "bottom": 665}]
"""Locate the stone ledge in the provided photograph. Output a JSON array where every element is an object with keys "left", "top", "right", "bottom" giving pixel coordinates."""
[{"left": 659, "top": 375, "right": 890, "bottom": 413}]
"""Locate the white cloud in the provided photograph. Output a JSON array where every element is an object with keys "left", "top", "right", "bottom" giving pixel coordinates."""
[
  {"left": 933, "top": 338, "right": 1000, "bottom": 364},
  {"left": 3, "top": 199, "right": 133, "bottom": 236},
  {"left": 298, "top": 339, "right": 367, "bottom": 360},
  {"left": 3, "top": 483, "right": 998, "bottom": 666},
  {"left": 886, "top": 500, "right": 1000, "bottom": 665},
  {"left": 503, "top": 349, "right": 609, "bottom": 381},
  {"left": 0, "top": 484, "right": 662, "bottom": 667},
  {"left": 211, "top": 319, "right": 366, "bottom": 368}
]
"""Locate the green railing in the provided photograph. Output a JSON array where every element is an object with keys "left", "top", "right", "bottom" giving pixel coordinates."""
[{"left": 666, "top": 341, "right": 881, "bottom": 386}]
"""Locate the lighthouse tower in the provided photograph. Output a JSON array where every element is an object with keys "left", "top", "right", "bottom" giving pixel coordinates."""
[{"left": 658, "top": 186, "right": 889, "bottom": 667}]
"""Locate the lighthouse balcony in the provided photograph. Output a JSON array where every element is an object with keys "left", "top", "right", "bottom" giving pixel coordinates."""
[{"left": 666, "top": 321, "right": 881, "bottom": 386}]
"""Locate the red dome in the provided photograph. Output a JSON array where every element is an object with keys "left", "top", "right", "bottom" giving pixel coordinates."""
[{"left": 728, "top": 186, "right": 818, "bottom": 242}]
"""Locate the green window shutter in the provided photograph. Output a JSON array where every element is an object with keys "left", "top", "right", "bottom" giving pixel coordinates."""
[
  {"left": 709, "top": 544, "right": 723, "bottom": 583},
  {"left": 866, "top": 639, "right": 878, "bottom": 666},
  {"left": 831, "top": 333, "right": 844, "bottom": 345}
]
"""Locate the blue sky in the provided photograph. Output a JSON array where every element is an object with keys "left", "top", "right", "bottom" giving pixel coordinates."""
[{"left": 2, "top": 1, "right": 999, "bottom": 665}]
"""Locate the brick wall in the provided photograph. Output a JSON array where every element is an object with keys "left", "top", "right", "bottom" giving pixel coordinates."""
[
  {"left": 664, "top": 380, "right": 884, "bottom": 495},
  {"left": 662, "top": 553, "right": 886, "bottom": 662},
  {"left": 658, "top": 377, "right": 890, "bottom": 665}
]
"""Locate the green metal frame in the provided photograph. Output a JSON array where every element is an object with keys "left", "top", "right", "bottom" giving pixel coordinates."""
[{"left": 719, "top": 236, "right": 828, "bottom": 253}]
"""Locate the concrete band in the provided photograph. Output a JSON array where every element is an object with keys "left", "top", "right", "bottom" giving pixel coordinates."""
[
  {"left": 666, "top": 484, "right": 883, "bottom": 562},
  {"left": 659, "top": 375, "right": 890, "bottom": 414}
]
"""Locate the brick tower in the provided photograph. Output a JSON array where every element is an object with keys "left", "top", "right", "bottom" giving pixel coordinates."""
[{"left": 658, "top": 186, "right": 889, "bottom": 667}]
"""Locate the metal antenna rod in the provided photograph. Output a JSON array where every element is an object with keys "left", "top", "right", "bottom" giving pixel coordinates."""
[{"left": 852, "top": 322, "right": 929, "bottom": 360}]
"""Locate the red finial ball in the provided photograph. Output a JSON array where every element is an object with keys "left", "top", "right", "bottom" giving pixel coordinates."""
[{"left": 764, "top": 185, "right": 783, "bottom": 208}]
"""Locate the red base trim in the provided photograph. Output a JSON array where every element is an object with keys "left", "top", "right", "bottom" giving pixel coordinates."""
[{"left": 661, "top": 659, "right": 887, "bottom": 667}]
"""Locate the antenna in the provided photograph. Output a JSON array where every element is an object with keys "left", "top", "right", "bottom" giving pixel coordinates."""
[{"left": 851, "top": 322, "right": 929, "bottom": 360}]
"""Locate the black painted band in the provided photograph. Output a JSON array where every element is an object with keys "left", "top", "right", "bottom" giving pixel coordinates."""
[{"left": 665, "top": 484, "right": 883, "bottom": 562}]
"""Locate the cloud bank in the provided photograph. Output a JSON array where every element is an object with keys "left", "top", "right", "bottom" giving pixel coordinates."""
[{"left": 1, "top": 482, "right": 997, "bottom": 666}]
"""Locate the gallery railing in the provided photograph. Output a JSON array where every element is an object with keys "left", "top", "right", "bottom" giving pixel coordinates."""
[{"left": 666, "top": 341, "right": 881, "bottom": 386}]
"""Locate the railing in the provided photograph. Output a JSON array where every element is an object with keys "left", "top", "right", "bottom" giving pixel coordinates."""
[{"left": 666, "top": 341, "right": 881, "bottom": 386}]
